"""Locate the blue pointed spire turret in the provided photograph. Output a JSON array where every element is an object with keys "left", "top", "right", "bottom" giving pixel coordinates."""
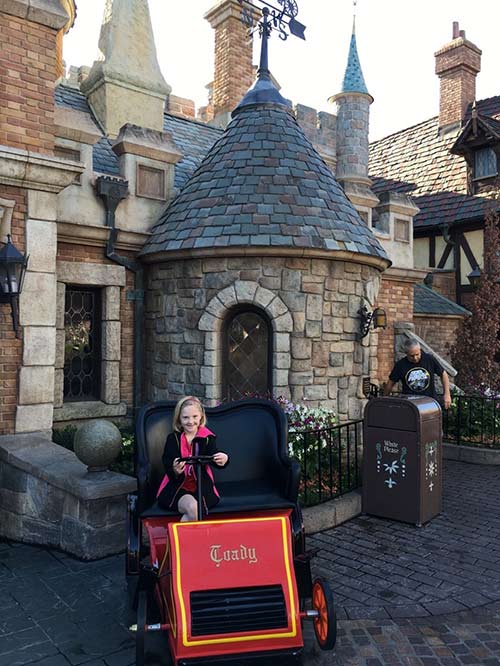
[{"left": 341, "top": 17, "right": 371, "bottom": 98}]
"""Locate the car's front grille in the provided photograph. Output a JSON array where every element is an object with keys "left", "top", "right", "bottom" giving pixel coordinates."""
[{"left": 190, "top": 584, "right": 288, "bottom": 636}]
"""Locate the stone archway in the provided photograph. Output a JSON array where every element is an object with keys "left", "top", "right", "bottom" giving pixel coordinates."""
[{"left": 198, "top": 280, "right": 293, "bottom": 403}]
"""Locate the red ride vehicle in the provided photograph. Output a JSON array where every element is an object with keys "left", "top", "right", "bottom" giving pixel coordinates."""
[{"left": 126, "top": 399, "right": 336, "bottom": 665}]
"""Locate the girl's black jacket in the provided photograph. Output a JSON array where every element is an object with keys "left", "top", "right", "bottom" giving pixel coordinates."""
[{"left": 157, "top": 431, "right": 229, "bottom": 512}]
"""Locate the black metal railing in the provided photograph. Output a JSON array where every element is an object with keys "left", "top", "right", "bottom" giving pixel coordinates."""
[
  {"left": 443, "top": 394, "right": 500, "bottom": 448},
  {"left": 290, "top": 419, "right": 363, "bottom": 508}
]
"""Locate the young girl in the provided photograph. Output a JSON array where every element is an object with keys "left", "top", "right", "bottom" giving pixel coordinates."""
[{"left": 156, "top": 396, "right": 229, "bottom": 521}]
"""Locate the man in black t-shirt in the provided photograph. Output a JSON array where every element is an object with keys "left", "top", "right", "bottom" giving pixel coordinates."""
[{"left": 383, "top": 339, "right": 452, "bottom": 409}]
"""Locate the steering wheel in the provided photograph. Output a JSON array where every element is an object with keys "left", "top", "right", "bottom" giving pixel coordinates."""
[{"left": 178, "top": 455, "right": 214, "bottom": 465}]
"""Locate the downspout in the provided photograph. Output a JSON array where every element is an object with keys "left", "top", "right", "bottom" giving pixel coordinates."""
[{"left": 95, "top": 175, "right": 144, "bottom": 416}]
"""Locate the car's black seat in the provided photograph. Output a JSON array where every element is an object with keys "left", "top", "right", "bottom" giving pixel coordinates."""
[{"left": 134, "top": 398, "right": 301, "bottom": 517}]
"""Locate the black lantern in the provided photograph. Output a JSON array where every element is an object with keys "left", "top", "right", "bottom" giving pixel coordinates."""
[
  {"left": 0, "top": 235, "right": 29, "bottom": 337},
  {"left": 358, "top": 304, "right": 387, "bottom": 339},
  {"left": 468, "top": 267, "right": 481, "bottom": 289}
]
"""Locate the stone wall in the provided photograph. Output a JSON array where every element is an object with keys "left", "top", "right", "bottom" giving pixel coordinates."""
[
  {"left": 145, "top": 256, "right": 381, "bottom": 422},
  {"left": 0, "top": 432, "right": 136, "bottom": 560},
  {"left": 294, "top": 105, "right": 336, "bottom": 172}
]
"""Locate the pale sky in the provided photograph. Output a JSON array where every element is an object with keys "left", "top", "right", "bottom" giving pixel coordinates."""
[{"left": 63, "top": 0, "right": 500, "bottom": 142}]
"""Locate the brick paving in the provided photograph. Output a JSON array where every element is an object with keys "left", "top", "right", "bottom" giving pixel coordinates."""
[
  {"left": 309, "top": 461, "right": 500, "bottom": 621},
  {"left": 1, "top": 460, "right": 499, "bottom": 665}
]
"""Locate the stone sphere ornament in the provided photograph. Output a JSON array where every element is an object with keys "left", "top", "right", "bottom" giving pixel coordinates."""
[{"left": 74, "top": 419, "right": 122, "bottom": 472}]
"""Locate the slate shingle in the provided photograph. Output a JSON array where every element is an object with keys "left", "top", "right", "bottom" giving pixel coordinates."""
[
  {"left": 55, "top": 85, "right": 120, "bottom": 176},
  {"left": 413, "top": 284, "right": 471, "bottom": 316},
  {"left": 369, "top": 96, "right": 500, "bottom": 230},
  {"left": 163, "top": 114, "right": 222, "bottom": 191},
  {"left": 142, "top": 103, "right": 388, "bottom": 261},
  {"left": 54, "top": 85, "right": 93, "bottom": 114},
  {"left": 55, "top": 85, "right": 222, "bottom": 184}
]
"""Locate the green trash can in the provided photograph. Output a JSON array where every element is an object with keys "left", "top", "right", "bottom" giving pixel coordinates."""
[{"left": 362, "top": 395, "right": 442, "bottom": 526}]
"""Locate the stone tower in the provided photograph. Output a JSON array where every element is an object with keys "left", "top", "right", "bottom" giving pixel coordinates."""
[
  {"left": 140, "top": 20, "right": 390, "bottom": 421},
  {"left": 328, "top": 17, "right": 378, "bottom": 225}
]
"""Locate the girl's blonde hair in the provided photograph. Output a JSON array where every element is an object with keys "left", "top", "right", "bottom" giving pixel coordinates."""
[{"left": 173, "top": 395, "right": 207, "bottom": 432}]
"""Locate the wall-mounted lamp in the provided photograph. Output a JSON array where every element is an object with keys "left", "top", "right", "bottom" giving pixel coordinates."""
[
  {"left": 358, "top": 304, "right": 387, "bottom": 339},
  {"left": 0, "top": 235, "right": 29, "bottom": 337},
  {"left": 468, "top": 267, "right": 481, "bottom": 289}
]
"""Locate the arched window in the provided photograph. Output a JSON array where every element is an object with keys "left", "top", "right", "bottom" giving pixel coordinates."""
[{"left": 223, "top": 306, "right": 272, "bottom": 401}]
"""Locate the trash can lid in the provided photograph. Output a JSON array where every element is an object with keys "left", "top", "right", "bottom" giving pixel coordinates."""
[{"left": 364, "top": 396, "right": 441, "bottom": 430}]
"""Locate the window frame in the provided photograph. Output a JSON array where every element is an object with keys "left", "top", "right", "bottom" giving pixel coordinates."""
[
  {"left": 136, "top": 163, "right": 167, "bottom": 201},
  {"left": 473, "top": 147, "right": 498, "bottom": 180},
  {"left": 63, "top": 286, "right": 102, "bottom": 402},
  {"left": 222, "top": 304, "right": 273, "bottom": 402},
  {"left": 394, "top": 217, "right": 411, "bottom": 243}
]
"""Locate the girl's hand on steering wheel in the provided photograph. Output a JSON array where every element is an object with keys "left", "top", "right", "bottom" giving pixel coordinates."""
[
  {"left": 173, "top": 458, "right": 185, "bottom": 475},
  {"left": 213, "top": 452, "right": 228, "bottom": 466}
]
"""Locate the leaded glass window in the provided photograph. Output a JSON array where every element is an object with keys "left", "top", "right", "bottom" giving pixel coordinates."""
[
  {"left": 223, "top": 308, "right": 271, "bottom": 401},
  {"left": 474, "top": 148, "right": 497, "bottom": 179},
  {"left": 64, "top": 288, "right": 101, "bottom": 401}
]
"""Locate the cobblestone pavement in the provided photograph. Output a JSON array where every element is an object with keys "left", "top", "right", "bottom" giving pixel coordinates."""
[
  {"left": 1, "top": 460, "right": 499, "bottom": 666},
  {"left": 309, "top": 461, "right": 500, "bottom": 621}
]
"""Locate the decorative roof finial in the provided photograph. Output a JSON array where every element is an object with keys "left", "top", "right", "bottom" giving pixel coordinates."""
[
  {"left": 237, "top": 0, "right": 306, "bottom": 42},
  {"left": 258, "top": 7, "right": 272, "bottom": 78},
  {"left": 233, "top": 0, "right": 306, "bottom": 113},
  {"left": 472, "top": 100, "right": 478, "bottom": 136}
]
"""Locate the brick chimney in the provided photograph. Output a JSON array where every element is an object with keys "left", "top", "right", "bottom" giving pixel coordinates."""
[
  {"left": 435, "top": 22, "right": 481, "bottom": 132},
  {"left": 0, "top": 0, "right": 73, "bottom": 154},
  {"left": 204, "top": 0, "right": 258, "bottom": 126}
]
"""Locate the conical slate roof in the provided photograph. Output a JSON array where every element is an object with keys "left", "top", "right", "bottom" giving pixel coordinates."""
[
  {"left": 341, "top": 22, "right": 371, "bottom": 97},
  {"left": 142, "top": 76, "right": 387, "bottom": 263}
]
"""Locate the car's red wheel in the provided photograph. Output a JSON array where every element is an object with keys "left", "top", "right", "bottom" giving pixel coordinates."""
[{"left": 311, "top": 578, "right": 336, "bottom": 650}]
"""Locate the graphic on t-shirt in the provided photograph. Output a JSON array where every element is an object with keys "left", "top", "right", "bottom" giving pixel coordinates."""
[{"left": 405, "top": 366, "right": 430, "bottom": 392}]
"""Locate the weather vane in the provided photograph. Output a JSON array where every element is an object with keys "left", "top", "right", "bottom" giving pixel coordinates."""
[{"left": 237, "top": 0, "right": 306, "bottom": 41}]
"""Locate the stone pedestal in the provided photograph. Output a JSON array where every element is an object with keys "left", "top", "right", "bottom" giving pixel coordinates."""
[{"left": 0, "top": 432, "right": 136, "bottom": 560}]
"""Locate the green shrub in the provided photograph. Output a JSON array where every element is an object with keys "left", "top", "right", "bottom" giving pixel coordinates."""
[
  {"left": 52, "top": 423, "right": 136, "bottom": 475},
  {"left": 109, "top": 427, "right": 135, "bottom": 476},
  {"left": 444, "top": 390, "right": 500, "bottom": 448},
  {"left": 52, "top": 425, "right": 77, "bottom": 451}
]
